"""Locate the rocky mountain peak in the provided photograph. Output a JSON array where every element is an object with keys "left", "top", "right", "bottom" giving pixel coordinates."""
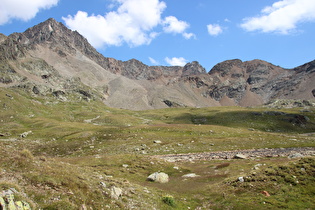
[
  {"left": 182, "top": 61, "right": 206, "bottom": 76},
  {"left": 0, "top": 33, "right": 7, "bottom": 43},
  {"left": 293, "top": 59, "right": 315, "bottom": 73},
  {"left": 9, "top": 18, "right": 96, "bottom": 57},
  {"left": 209, "top": 59, "right": 244, "bottom": 77}
]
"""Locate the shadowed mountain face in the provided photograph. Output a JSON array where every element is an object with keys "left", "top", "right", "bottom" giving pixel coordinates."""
[{"left": 0, "top": 18, "right": 314, "bottom": 110}]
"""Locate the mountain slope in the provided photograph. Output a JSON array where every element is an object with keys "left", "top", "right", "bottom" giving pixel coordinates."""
[{"left": 0, "top": 18, "right": 314, "bottom": 110}]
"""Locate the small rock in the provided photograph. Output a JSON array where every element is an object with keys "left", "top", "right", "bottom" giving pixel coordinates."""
[
  {"left": 20, "top": 131, "right": 32, "bottom": 138},
  {"left": 122, "top": 164, "right": 129, "bottom": 168},
  {"left": 261, "top": 191, "right": 270, "bottom": 197},
  {"left": 110, "top": 186, "right": 122, "bottom": 200},
  {"left": 153, "top": 140, "right": 162, "bottom": 144},
  {"left": 147, "top": 172, "right": 169, "bottom": 183},
  {"left": 234, "top": 154, "right": 248, "bottom": 159},
  {"left": 288, "top": 153, "right": 304, "bottom": 159},
  {"left": 253, "top": 164, "right": 262, "bottom": 170},
  {"left": 100, "top": 182, "right": 106, "bottom": 188},
  {"left": 238, "top": 177, "right": 244, "bottom": 182},
  {"left": 182, "top": 173, "right": 200, "bottom": 178}
]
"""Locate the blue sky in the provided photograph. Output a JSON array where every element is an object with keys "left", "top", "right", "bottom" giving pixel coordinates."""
[{"left": 1, "top": 0, "right": 315, "bottom": 71}]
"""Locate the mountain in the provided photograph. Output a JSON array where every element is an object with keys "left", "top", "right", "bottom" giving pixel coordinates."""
[{"left": 0, "top": 18, "right": 314, "bottom": 110}]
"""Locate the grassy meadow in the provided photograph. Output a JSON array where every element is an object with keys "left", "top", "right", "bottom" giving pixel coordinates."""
[{"left": 0, "top": 87, "right": 314, "bottom": 209}]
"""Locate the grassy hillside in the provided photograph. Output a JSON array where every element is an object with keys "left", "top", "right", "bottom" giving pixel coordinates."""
[{"left": 0, "top": 87, "right": 314, "bottom": 209}]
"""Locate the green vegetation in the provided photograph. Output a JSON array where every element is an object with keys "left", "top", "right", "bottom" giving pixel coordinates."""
[
  {"left": 0, "top": 87, "right": 314, "bottom": 209},
  {"left": 162, "top": 195, "right": 176, "bottom": 207}
]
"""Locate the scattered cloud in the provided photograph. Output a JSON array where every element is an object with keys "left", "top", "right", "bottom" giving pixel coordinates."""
[
  {"left": 0, "top": 0, "right": 59, "bottom": 25},
  {"left": 63, "top": 0, "right": 166, "bottom": 48},
  {"left": 183, "top": 32, "right": 196, "bottom": 40},
  {"left": 207, "top": 24, "right": 223, "bottom": 36},
  {"left": 149, "top": 57, "right": 159, "bottom": 65},
  {"left": 241, "top": 0, "right": 315, "bottom": 34},
  {"left": 162, "top": 16, "right": 195, "bottom": 39},
  {"left": 165, "top": 57, "right": 188, "bottom": 66},
  {"left": 63, "top": 0, "right": 194, "bottom": 48},
  {"left": 162, "top": 16, "right": 188, "bottom": 33}
]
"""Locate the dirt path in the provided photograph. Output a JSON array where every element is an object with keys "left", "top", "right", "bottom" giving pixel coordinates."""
[{"left": 153, "top": 147, "right": 315, "bottom": 162}]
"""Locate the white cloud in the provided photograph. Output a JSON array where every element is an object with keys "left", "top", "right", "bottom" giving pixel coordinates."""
[
  {"left": 149, "top": 57, "right": 159, "bottom": 65},
  {"left": 162, "top": 16, "right": 195, "bottom": 39},
  {"left": 0, "top": 0, "right": 59, "bottom": 25},
  {"left": 207, "top": 24, "right": 223, "bottom": 36},
  {"left": 165, "top": 57, "right": 188, "bottom": 66},
  {"left": 63, "top": 0, "right": 166, "bottom": 48},
  {"left": 163, "top": 16, "right": 189, "bottom": 33},
  {"left": 241, "top": 0, "right": 315, "bottom": 34},
  {"left": 183, "top": 32, "right": 196, "bottom": 40},
  {"left": 63, "top": 0, "right": 194, "bottom": 48}
]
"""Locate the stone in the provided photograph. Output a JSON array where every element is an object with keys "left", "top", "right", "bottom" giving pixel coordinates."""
[
  {"left": 110, "top": 186, "right": 122, "bottom": 200},
  {"left": 147, "top": 172, "right": 169, "bottom": 183},
  {"left": 261, "top": 191, "right": 270, "bottom": 197},
  {"left": 100, "top": 182, "right": 106, "bottom": 188},
  {"left": 253, "top": 164, "right": 262, "bottom": 170},
  {"left": 238, "top": 177, "right": 244, "bottom": 182},
  {"left": 182, "top": 173, "right": 200, "bottom": 178},
  {"left": 20, "top": 131, "right": 32, "bottom": 138},
  {"left": 234, "top": 154, "right": 248, "bottom": 159},
  {"left": 288, "top": 153, "right": 304, "bottom": 159},
  {"left": 153, "top": 140, "right": 162, "bottom": 144}
]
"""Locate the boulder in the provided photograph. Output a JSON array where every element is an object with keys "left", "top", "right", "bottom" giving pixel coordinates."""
[
  {"left": 0, "top": 189, "right": 31, "bottom": 210},
  {"left": 110, "top": 186, "right": 122, "bottom": 200},
  {"left": 147, "top": 172, "right": 169, "bottom": 183},
  {"left": 234, "top": 154, "right": 248, "bottom": 159}
]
